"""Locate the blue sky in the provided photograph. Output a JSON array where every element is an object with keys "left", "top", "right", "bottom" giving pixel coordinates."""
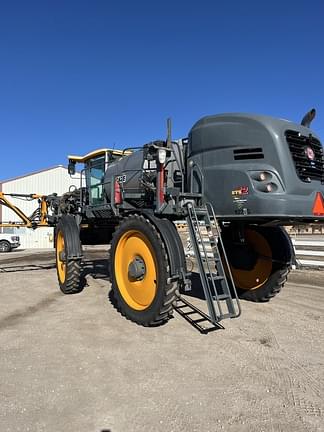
[{"left": 1, "top": 0, "right": 324, "bottom": 181}]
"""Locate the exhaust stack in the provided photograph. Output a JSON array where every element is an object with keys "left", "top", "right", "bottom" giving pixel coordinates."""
[{"left": 301, "top": 108, "right": 316, "bottom": 128}]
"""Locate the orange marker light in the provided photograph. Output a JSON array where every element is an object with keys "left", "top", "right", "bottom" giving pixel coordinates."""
[{"left": 312, "top": 192, "right": 324, "bottom": 216}]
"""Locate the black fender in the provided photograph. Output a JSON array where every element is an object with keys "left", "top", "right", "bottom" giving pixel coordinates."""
[
  {"left": 254, "top": 225, "right": 295, "bottom": 266},
  {"left": 142, "top": 212, "right": 187, "bottom": 280},
  {"left": 55, "top": 215, "right": 83, "bottom": 259},
  {"left": 278, "top": 226, "right": 296, "bottom": 266}
]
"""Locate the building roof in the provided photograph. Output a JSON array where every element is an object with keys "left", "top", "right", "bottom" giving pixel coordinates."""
[{"left": 0, "top": 165, "right": 69, "bottom": 184}]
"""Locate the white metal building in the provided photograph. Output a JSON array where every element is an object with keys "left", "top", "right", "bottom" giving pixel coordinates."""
[{"left": 0, "top": 166, "right": 80, "bottom": 248}]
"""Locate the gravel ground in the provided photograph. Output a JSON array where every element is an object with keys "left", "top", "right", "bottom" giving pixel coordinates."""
[{"left": 0, "top": 249, "right": 323, "bottom": 432}]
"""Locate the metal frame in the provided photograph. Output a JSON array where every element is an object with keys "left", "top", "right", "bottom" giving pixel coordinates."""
[{"left": 0, "top": 192, "right": 49, "bottom": 228}]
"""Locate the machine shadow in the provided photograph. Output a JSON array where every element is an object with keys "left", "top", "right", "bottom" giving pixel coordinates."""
[
  {"left": 80, "top": 257, "right": 110, "bottom": 289},
  {"left": 81, "top": 261, "right": 209, "bottom": 301},
  {"left": 0, "top": 263, "right": 56, "bottom": 273},
  {"left": 80, "top": 258, "right": 224, "bottom": 333},
  {"left": 181, "top": 272, "right": 235, "bottom": 300},
  {"left": 175, "top": 272, "right": 225, "bottom": 333},
  {"left": 67, "top": 256, "right": 123, "bottom": 313}
]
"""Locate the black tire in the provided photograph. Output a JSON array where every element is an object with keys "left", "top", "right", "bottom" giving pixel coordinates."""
[
  {"left": 55, "top": 215, "right": 82, "bottom": 294},
  {"left": 223, "top": 226, "right": 293, "bottom": 302},
  {"left": 238, "top": 266, "right": 290, "bottom": 302},
  {"left": 0, "top": 240, "right": 11, "bottom": 253},
  {"left": 110, "top": 214, "right": 177, "bottom": 326}
]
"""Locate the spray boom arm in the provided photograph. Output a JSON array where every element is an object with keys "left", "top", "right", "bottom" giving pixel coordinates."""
[{"left": 0, "top": 192, "right": 53, "bottom": 229}]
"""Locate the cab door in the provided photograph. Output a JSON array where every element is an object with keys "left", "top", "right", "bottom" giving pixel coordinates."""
[{"left": 86, "top": 155, "right": 106, "bottom": 206}]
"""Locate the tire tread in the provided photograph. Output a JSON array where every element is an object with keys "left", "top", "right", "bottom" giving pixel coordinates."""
[
  {"left": 55, "top": 215, "right": 82, "bottom": 295},
  {"left": 110, "top": 214, "right": 177, "bottom": 326}
]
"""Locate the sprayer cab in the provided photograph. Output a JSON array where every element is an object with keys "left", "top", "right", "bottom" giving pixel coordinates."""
[{"left": 66, "top": 148, "right": 132, "bottom": 207}]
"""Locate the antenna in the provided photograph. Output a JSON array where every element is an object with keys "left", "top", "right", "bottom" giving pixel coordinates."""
[{"left": 166, "top": 118, "right": 172, "bottom": 148}]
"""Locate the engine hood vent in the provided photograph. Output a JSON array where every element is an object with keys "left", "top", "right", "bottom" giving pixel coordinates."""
[{"left": 233, "top": 148, "right": 264, "bottom": 160}]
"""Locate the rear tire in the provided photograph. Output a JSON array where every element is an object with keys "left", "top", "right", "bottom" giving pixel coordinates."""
[
  {"left": 55, "top": 215, "right": 82, "bottom": 294},
  {"left": 110, "top": 214, "right": 176, "bottom": 326},
  {"left": 223, "top": 226, "right": 293, "bottom": 302},
  {"left": 0, "top": 240, "right": 11, "bottom": 253},
  {"left": 238, "top": 267, "right": 290, "bottom": 302}
]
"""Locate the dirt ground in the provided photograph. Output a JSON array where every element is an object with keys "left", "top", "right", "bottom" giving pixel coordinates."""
[{"left": 0, "top": 248, "right": 323, "bottom": 432}]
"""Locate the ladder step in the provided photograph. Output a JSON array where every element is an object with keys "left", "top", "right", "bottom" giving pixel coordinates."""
[
  {"left": 193, "top": 209, "right": 208, "bottom": 216},
  {"left": 216, "top": 294, "right": 232, "bottom": 300},
  {"left": 203, "top": 257, "right": 220, "bottom": 262},
  {"left": 208, "top": 275, "right": 224, "bottom": 281}
]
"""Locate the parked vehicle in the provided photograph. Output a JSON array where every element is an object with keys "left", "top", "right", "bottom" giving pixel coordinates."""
[{"left": 0, "top": 233, "right": 20, "bottom": 252}]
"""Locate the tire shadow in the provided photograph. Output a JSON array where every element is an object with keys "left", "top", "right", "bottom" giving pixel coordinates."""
[
  {"left": 80, "top": 258, "right": 110, "bottom": 290},
  {"left": 80, "top": 259, "right": 225, "bottom": 333}
]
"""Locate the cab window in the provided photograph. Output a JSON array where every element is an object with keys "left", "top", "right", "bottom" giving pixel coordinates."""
[{"left": 86, "top": 156, "right": 105, "bottom": 205}]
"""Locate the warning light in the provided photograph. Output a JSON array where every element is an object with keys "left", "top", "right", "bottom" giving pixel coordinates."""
[{"left": 312, "top": 192, "right": 324, "bottom": 216}]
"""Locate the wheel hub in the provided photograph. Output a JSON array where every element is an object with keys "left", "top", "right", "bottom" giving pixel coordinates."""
[
  {"left": 128, "top": 256, "right": 146, "bottom": 281},
  {"left": 59, "top": 251, "right": 66, "bottom": 262}
]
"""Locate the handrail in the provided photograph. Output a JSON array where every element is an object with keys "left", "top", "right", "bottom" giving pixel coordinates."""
[{"left": 189, "top": 160, "right": 205, "bottom": 195}]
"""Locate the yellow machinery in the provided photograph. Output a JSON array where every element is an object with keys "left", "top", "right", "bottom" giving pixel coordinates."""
[{"left": 0, "top": 192, "right": 50, "bottom": 229}]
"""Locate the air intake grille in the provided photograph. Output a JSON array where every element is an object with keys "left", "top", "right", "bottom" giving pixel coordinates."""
[
  {"left": 233, "top": 148, "right": 264, "bottom": 160},
  {"left": 285, "top": 130, "right": 324, "bottom": 183}
]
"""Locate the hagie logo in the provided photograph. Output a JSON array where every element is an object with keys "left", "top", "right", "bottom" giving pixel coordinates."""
[{"left": 305, "top": 146, "right": 315, "bottom": 160}]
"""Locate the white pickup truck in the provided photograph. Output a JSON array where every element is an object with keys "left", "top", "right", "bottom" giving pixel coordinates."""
[{"left": 0, "top": 233, "right": 20, "bottom": 252}]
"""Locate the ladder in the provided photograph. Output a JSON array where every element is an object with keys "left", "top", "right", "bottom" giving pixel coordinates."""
[{"left": 186, "top": 201, "right": 241, "bottom": 324}]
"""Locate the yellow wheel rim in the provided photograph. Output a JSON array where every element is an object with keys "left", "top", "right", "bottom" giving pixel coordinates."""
[
  {"left": 230, "top": 229, "right": 272, "bottom": 290},
  {"left": 114, "top": 230, "right": 157, "bottom": 310},
  {"left": 56, "top": 230, "right": 66, "bottom": 284}
]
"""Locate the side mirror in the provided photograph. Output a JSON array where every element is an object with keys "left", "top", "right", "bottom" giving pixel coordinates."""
[{"left": 68, "top": 160, "right": 76, "bottom": 175}]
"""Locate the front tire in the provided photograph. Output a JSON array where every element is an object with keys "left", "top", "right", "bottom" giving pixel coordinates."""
[
  {"left": 110, "top": 215, "right": 176, "bottom": 326},
  {"left": 0, "top": 240, "right": 11, "bottom": 253},
  {"left": 55, "top": 215, "right": 82, "bottom": 294}
]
